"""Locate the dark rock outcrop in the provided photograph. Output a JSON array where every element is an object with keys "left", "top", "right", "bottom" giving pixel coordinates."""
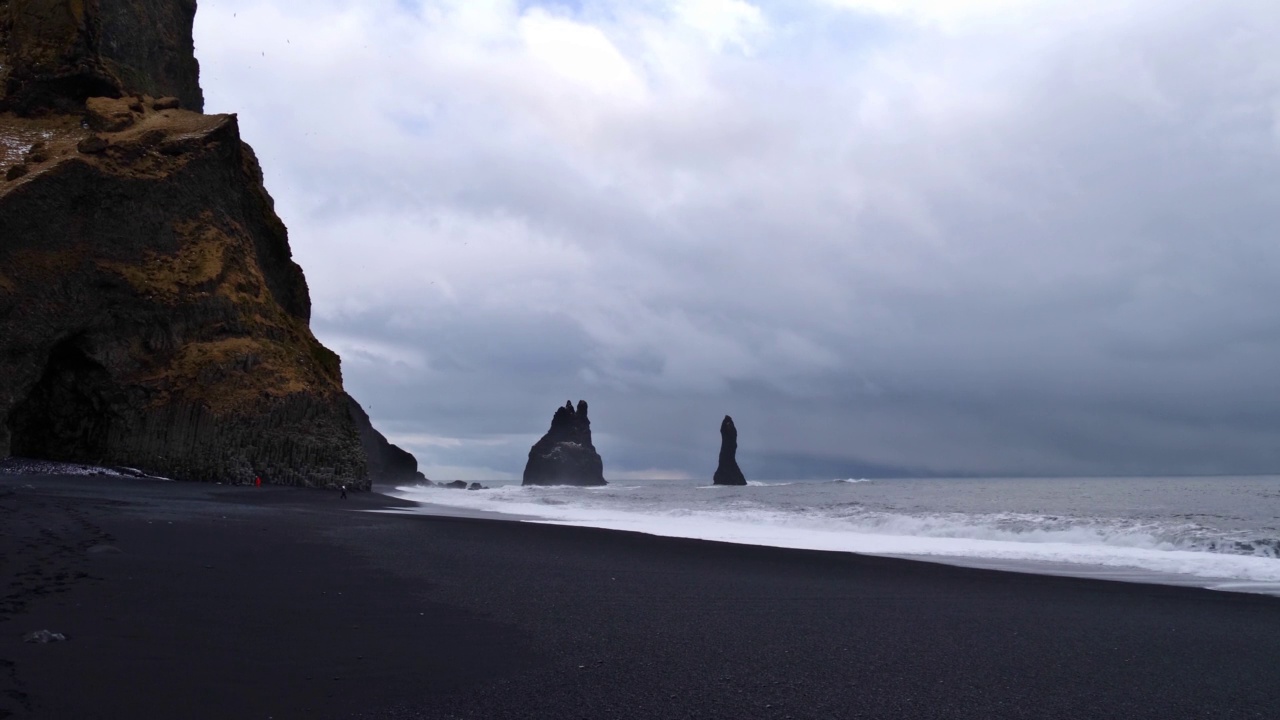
[
  {"left": 0, "top": 0, "right": 370, "bottom": 488},
  {"left": 713, "top": 415, "right": 747, "bottom": 486},
  {"left": 0, "top": 3, "right": 8, "bottom": 93},
  {"left": 0, "top": 0, "right": 202, "bottom": 115},
  {"left": 98, "top": 0, "right": 203, "bottom": 112},
  {"left": 345, "top": 394, "right": 427, "bottom": 486},
  {"left": 522, "top": 400, "right": 606, "bottom": 486},
  {"left": 1, "top": 0, "right": 122, "bottom": 114}
]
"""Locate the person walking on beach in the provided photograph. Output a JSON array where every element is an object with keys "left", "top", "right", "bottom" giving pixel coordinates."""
[{"left": 340, "top": 484, "right": 347, "bottom": 500}]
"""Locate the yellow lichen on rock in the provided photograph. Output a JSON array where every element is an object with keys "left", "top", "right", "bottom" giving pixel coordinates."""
[
  {"left": 101, "top": 216, "right": 231, "bottom": 301},
  {"left": 97, "top": 206, "right": 345, "bottom": 412},
  {"left": 173, "top": 338, "right": 284, "bottom": 396},
  {"left": 156, "top": 333, "right": 332, "bottom": 414}
]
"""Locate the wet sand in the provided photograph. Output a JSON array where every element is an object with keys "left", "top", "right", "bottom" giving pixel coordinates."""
[{"left": 2, "top": 473, "right": 1278, "bottom": 719}]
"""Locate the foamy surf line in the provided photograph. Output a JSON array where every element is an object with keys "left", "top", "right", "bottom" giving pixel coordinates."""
[{"left": 389, "top": 485, "right": 1280, "bottom": 597}]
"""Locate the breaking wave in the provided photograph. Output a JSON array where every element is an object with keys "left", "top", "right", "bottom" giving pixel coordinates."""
[{"left": 391, "top": 478, "right": 1280, "bottom": 594}]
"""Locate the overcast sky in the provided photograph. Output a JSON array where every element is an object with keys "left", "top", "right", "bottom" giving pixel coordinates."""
[{"left": 194, "top": 0, "right": 1280, "bottom": 480}]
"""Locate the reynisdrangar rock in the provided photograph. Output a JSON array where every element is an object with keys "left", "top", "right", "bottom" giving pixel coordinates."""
[
  {"left": 523, "top": 400, "right": 606, "bottom": 486},
  {"left": 713, "top": 415, "right": 747, "bottom": 486}
]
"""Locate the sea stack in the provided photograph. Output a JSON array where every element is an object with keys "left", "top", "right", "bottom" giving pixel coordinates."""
[
  {"left": 0, "top": 0, "right": 415, "bottom": 489},
  {"left": 523, "top": 400, "right": 606, "bottom": 486},
  {"left": 713, "top": 415, "right": 747, "bottom": 486}
]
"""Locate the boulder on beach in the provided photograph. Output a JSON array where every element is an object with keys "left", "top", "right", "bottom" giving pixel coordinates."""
[
  {"left": 713, "top": 415, "right": 747, "bottom": 486},
  {"left": 522, "top": 400, "right": 606, "bottom": 486}
]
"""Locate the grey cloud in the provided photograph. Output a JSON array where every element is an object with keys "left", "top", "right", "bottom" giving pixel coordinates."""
[{"left": 197, "top": 0, "right": 1280, "bottom": 479}]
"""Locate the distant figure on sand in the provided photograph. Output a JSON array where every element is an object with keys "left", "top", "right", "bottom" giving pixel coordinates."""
[
  {"left": 254, "top": 476, "right": 262, "bottom": 487},
  {"left": 340, "top": 485, "right": 347, "bottom": 500}
]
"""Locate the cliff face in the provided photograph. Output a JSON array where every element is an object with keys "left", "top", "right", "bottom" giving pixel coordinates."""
[
  {"left": 345, "top": 394, "right": 428, "bottom": 486},
  {"left": 98, "top": 0, "right": 203, "bottom": 111},
  {"left": 0, "top": 0, "right": 200, "bottom": 114},
  {"left": 0, "top": 0, "right": 385, "bottom": 488},
  {"left": 3, "top": 0, "right": 118, "bottom": 113},
  {"left": 523, "top": 400, "right": 606, "bottom": 486}
]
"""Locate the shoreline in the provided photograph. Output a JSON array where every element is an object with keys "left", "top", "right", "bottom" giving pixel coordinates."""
[
  {"left": 388, "top": 482, "right": 1280, "bottom": 598},
  {"left": 4, "top": 473, "right": 1280, "bottom": 719}
]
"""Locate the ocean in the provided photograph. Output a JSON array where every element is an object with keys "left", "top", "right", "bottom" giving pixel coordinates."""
[{"left": 390, "top": 475, "right": 1280, "bottom": 596}]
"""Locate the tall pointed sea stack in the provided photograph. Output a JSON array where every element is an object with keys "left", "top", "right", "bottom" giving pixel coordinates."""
[
  {"left": 0, "top": 0, "right": 411, "bottom": 488},
  {"left": 713, "top": 415, "right": 747, "bottom": 486},
  {"left": 523, "top": 400, "right": 606, "bottom": 486}
]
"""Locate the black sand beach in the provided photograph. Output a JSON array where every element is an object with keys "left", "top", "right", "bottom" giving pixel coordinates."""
[{"left": 2, "top": 475, "right": 1279, "bottom": 720}]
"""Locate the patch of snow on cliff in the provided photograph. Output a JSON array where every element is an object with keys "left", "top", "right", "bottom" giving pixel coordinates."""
[{"left": 0, "top": 458, "right": 172, "bottom": 480}]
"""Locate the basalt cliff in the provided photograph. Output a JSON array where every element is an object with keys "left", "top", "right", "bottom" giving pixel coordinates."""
[{"left": 0, "top": 0, "right": 418, "bottom": 488}]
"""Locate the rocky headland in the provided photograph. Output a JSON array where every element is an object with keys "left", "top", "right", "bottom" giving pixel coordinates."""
[
  {"left": 712, "top": 415, "right": 746, "bottom": 486},
  {"left": 346, "top": 396, "right": 428, "bottom": 486},
  {"left": 0, "top": 0, "right": 418, "bottom": 489},
  {"left": 523, "top": 400, "right": 606, "bottom": 486}
]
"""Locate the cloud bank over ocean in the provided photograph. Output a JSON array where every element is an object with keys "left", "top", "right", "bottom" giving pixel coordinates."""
[{"left": 196, "top": 0, "right": 1280, "bottom": 480}]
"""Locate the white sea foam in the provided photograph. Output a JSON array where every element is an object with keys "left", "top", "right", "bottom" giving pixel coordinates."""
[{"left": 390, "top": 479, "right": 1280, "bottom": 595}]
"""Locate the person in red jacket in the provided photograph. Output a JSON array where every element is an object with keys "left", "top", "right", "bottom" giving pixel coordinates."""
[{"left": 254, "top": 476, "right": 262, "bottom": 487}]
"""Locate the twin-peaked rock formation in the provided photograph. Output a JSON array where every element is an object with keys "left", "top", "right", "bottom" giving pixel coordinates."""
[
  {"left": 523, "top": 400, "right": 606, "bottom": 486},
  {"left": 0, "top": 0, "right": 419, "bottom": 488}
]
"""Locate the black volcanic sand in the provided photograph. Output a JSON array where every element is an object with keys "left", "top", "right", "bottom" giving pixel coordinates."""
[{"left": 2, "top": 476, "right": 1279, "bottom": 719}]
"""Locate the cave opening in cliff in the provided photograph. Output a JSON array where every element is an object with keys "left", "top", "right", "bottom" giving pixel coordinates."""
[{"left": 7, "top": 337, "right": 122, "bottom": 464}]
